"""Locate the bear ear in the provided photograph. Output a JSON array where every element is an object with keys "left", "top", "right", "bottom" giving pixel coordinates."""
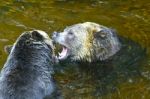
[
  {"left": 93, "top": 29, "right": 108, "bottom": 39},
  {"left": 4, "top": 45, "right": 13, "bottom": 54},
  {"left": 93, "top": 28, "right": 117, "bottom": 39},
  {"left": 32, "top": 31, "right": 43, "bottom": 41}
]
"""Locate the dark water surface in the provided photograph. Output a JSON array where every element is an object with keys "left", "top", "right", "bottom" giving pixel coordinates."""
[{"left": 0, "top": 0, "right": 150, "bottom": 99}]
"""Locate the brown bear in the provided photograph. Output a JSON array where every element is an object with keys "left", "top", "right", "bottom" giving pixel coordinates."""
[
  {"left": 0, "top": 30, "right": 60, "bottom": 99},
  {"left": 52, "top": 22, "right": 121, "bottom": 62}
]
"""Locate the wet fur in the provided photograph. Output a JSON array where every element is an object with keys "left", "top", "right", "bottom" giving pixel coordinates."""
[
  {"left": 53, "top": 22, "right": 121, "bottom": 62},
  {"left": 0, "top": 31, "right": 58, "bottom": 99}
]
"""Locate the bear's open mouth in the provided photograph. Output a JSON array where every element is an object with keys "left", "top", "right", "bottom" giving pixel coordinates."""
[{"left": 58, "top": 46, "right": 69, "bottom": 60}]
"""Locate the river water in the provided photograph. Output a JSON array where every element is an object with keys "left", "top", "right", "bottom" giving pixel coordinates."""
[{"left": 0, "top": 0, "right": 150, "bottom": 99}]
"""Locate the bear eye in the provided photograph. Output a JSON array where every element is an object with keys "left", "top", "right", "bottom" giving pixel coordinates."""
[
  {"left": 25, "top": 40, "right": 32, "bottom": 45},
  {"left": 68, "top": 32, "right": 73, "bottom": 35}
]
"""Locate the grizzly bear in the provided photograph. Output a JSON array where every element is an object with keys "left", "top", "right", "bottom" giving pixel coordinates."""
[
  {"left": 0, "top": 30, "right": 59, "bottom": 99},
  {"left": 52, "top": 22, "right": 121, "bottom": 62}
]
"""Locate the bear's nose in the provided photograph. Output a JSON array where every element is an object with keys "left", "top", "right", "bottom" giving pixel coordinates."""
[
  {"left": 52, "top": 31, "right": 59, "bottom": 39},
  {"left": 52, "top": 31, "right": 59, "bottom": 44}
]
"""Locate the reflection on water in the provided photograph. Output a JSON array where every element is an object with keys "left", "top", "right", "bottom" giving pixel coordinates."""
[{"left": 0, "top": 0, "right": 150, "bottom": 99}]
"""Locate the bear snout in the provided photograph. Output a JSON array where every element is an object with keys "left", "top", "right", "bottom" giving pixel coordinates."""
[{"left": 52, "top": 31, "right": 59, "bottom": 39}]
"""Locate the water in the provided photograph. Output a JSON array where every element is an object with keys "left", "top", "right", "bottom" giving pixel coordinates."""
[{"left": 0, "top": 0, "right": 150, "bottom": 99}]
